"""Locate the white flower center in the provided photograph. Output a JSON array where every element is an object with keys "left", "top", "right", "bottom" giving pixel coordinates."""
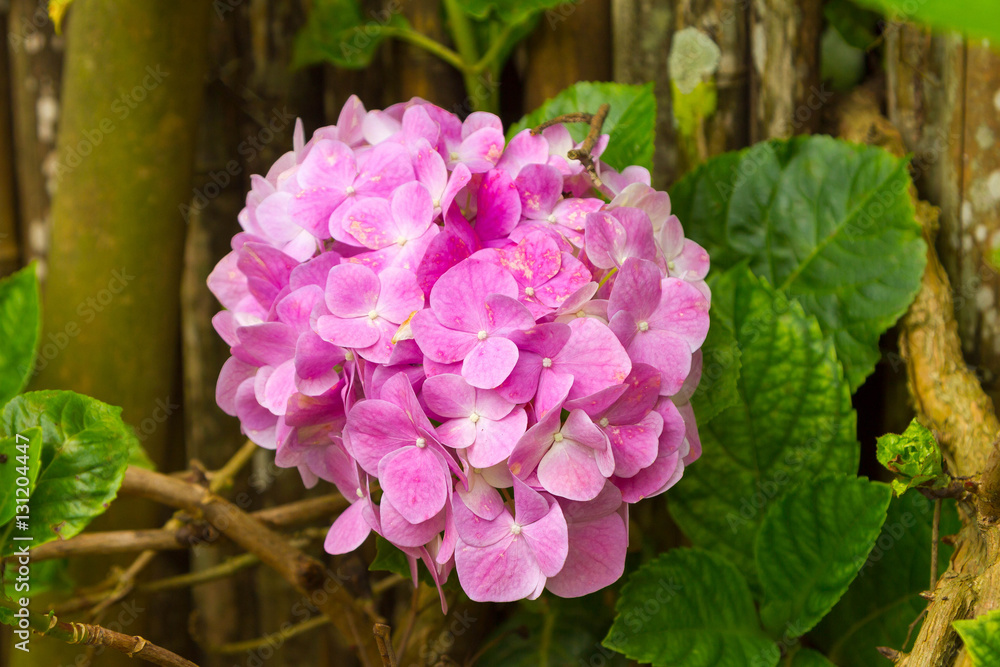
[
  {"left": 510, "top": 523, "right": 522, "bottom": 535},
  {"left": 541, "top": 357, "right": 552, "bottom": 368},
  {"left": 355, "top": 487, "right": 364, "bottom": 498},
  {"left": 449, "top": 152, "right": 460, "bottom": 162},
  {"left": 368, "top": 310, "right": 379, "bottom": 320},
  {"left": 433, "top": 198, "right": 441, "bottom": 208},
  {"left": 469, "top": 412, "right": 480, "bottom": 423},
  {"left": 668, "top": 260, "right": 676, "bottom": 271},
  {"left": 477, "top": 330, "right": 488, "bottom": 340},
  {"left": 344, "top": 351, "right": 355, "bottom": 362},
  {"left": 415, "top": 437, "right": 426, "bottom": 448},
  {"left": 638, "top": 321, "right": 650, "bottom": 332},
  {"left": 345, "top": 185, "right": 355, "bottom": 195},
  {"left": 599, "top": 417, "right": 610, "bottom": 428},
  {"left": 547, "top": 213, "right": 556, "bottom": 223},
  {"left": 553, "top": 432, "right": 564, "bottom": 442},
  {"left": 575, "top": 310, "right": 586, "bottom": 318},
  {"left": 395, "top": 236, "right": 408, "bottom": 246},
  {"left": 525, "top": 286, "right": 535, "bottom": 297}
]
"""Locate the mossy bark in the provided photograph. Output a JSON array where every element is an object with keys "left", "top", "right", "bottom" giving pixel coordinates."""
[{"left": 15, "top": 1, "right": 209, "bottom": 665}]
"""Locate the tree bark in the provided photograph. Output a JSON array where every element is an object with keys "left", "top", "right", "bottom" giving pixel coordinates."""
[
  {"left": 0, "top": 7, "right": 19, "bottom": 277},
  {"left": 748, "top": 0, "right": 823, "bottom": 140},
  {"left": 17, "top": 2, "right": 210, "bottom": 665}
]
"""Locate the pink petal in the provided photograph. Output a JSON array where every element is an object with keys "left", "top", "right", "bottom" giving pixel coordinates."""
[
  {"left": 315, "top": 314, "right": 381, "bottom": 349},
  {"left": 324, "top": 501, "right": 372, "bottom": 554},
  {"left": 607, "top": 411, "right": 663, "bottom": 477},
  {"left": 537, "top": 437, "right": 608, "bottom": 502},
  {"left": 520, "top": 499, "right": 569, "bottom": 578},
  {"left": 430, "top": 259, "right": 518, "bottom": 332},
  {"left": 497, "top": 129, "right": 549, "bottom": 178},
  {"left": 411, "top": 310, "right": 478, "bottom": 363},
  {"left": 456, "top": 127, "right": 505, "bottom": 172},
  {"left": 462, "top": 336, "right": 520, "bottom": 389},
  {"left": 607, "top": 257, "right": 662, "bottom": 322},
  {"left": 648, "top": 278, "right": 711, "bottom": 350},
  {"left": 457, "top": 472, "right": 505, "bottom": 520},
  {"left": 453, "top": 494, "right": 514, "bottom": 547},
  {"left": 466, "top": 408, "right": 527, "bottom": 468},
  {"left": 297, "top": 140, "right": 357, "bottom": 190},
  {"left": 422, "top": 373, "right": 476, "bottom": 418},
  {"left": 390, "top": 181, "right": 434, "bottom": 239},
  {"left": 355, "top": 142, "right": 415, "bottom": 197},
  {"left": 554, "top": 317, "right": 632, "bottom": 399},
  {"left": 455, "top": 535, "right": 545, "bottom": 602},
  {"left": 605, "top": 362, "right": 663, "bottom": 424},
  {"left": 516, "top": 163, "right": 562, "bottom": 219},
  {"left": 339, "top": 197, "right": 394, "bottom": 249},
  {"left": 344, "top": 399, "right": 422, "bottom": 474},
  {"left": 380, "top": 496, "right": 445, "bottom": 548},
  {"left": 375, "top": 267, "right": 424, "bottom": 322},
  {"left": 379, "top": 446, "right": 450, "bottom": 524},
  {"left": 217, "top": 357, "right": 256, "bottom": 416},
  {"left": 324, "top": 263, "right": 380, "bottom": 317},
  {"left": 545, "top": 511, "right": 626, "bottom": 597}
]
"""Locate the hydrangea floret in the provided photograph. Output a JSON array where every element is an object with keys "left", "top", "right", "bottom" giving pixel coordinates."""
[{"left": 209, "top": 95, "right": 711, "bottom": 606}]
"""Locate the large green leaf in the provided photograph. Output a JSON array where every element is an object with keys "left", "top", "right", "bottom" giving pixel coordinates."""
[
  {"left": 811, "top": 493, "right": 959, "bottom": 666},
  {"left": 790, "top": 648, "right": 837, "bottom": 667},
  {"left": 605, "top": 548, "right": 778, "bottom": 667},
  {"left": 508, "top": 82, "right": 657, "bottom": 173},
  {"left": 756, "top": 475, "right": 891, "bottom": 637},
  {"left": 0, "top": 264, "right": 41, "bottom": 406},
  {"left": 690, "top": 311, "right": 742, "bottom": 424},
  {"left": 0, "top": 427, "right": 42, "bottom": 527},
  {"left": 478, "top": 594, "right": 626, "bottom": 667},
  {"left": 851, "top": 0, "right": 1000, "bottom": 44},
  {"left": 0, "top": 391, "right": 134, "bottom": 555},
  {"left": 669, "top": 267, "right": 858, "bottom": 580},
  {"left": 292, "top": 0, "right": 411, "bottom": 69},
  {"left": 670, "top": 136, "right": 925, "bottom": 391},
  {"left": 955, "top": 609, "right": 1000, "bottom": 667}
]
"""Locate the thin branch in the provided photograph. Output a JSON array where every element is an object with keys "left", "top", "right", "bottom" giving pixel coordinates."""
[
  {"left": 374, "top": 623, "right": 397, "bottom": 667},
  {"left": 120, "top": 466, "right": 382, "bottom": 666},
  {"left": 31, "top": 494, "right": 347, "bottom": 562},
  {"left": 207, "top": 614, "right": 330, "bottom": 654},
  {"left": 395, "top": 584, "right": 420, "bottom": 660},
  {"left": 86, "top": 440, "right": 259, "bottom": 620},
  {"left": 0, "top": 599, "right": 196, "bottom": 667},
  {"left": 931, "top": 498, "right": 941, "bottom": 590},
  {"left": 139, "top": 553, "right": 260, "bottom": 594}
]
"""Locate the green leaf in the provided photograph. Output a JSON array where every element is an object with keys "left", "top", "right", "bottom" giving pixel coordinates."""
[
  {"left": 824, "top": 0, "right": 880, "bottom": 49},
  {"left": 670, "top": 136, "right": 926, "bottom": 391},
  {"left": 462, "top": 0, "right": 569, "bottom": 22},
  {"left": 811, "top": 492, "right": 958, "bottom": 666},
  {"left": 755, "top": 475, "right": 891, "bottom": 637},
  {"left": 508, "top": 82, "right": 657, "bottom": 172},
  {"left": 850, "top": 0, "right": 1000, "bottom": 44},
  {"left": 605, "top": 548, "right": 778, "bottom": 667},
  {"left": 669, "top": 267, "right": 858, "bottom": 580},
  {"left": 0, "top": 391, "right": 135, "bottom": 555},
  {"left": 0, "top": 264, "right": 41, "bottom": 407},
  {"left": 477, "top": 595, "right": 627, "bottom": 667},
  {"left": 292, "top": 0, "right": 410, "bottom": 69},
  {"left": 0, "top": 427, "right": 42, "bottom": 527},
  {"left": 1, "top": 559, "right": 71, "bottom": 627},
  {"left": 790, "top": 648, "right": 838, "bottom": 667},
  {"left": 821, "top": 25, "right": 867, "bottom": 92},
  {"left": 877, "top": 418, "right": 948, "bottom": 496},
  {"left": 955, "top": 609, "right": 1000, "bottom": 667},
  {"left": 690, "top": 310, "right": 742, "bottom": 424}
]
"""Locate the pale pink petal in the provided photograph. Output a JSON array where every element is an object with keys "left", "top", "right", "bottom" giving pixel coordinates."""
[
  {"left": 462, "top": 336, "right": 520, "bottom": 389},
  {"left": 545, "top": 511, "right": 626, "bottom": 598},
  {"left": 520, "top": 500, "right": 568, "bottom": 578},
  {"left": 380, "top": 497, "right": 445, "bottom": 548},
  {"left": 455, "top": 535, "right": 544, "bottom": 602},
  {"left": 456, "top": 127, "right": 505, "bottom": 172},
  {"left": 497, "top": 130, "right": 549, "bottom": 178},
  {"left": 466, "top": 408, "right": 527, "bottom": 468},
  {"left": 422, "top": 373, "right": 476, "bottom": 418},
  {"left": 554, "top": 318, "right": 632, "bottom": 399},
  {"left": 315, "top": 314, "right": 380, "bottom": 349},
  {"left": 453, "top": 495, "right": 513, "bottom": 547},
  {"left": 324, "top": 263, "right": 380, "bottom": 317},
  {"left": 411, "top": 310, "right": 477, "bottom": 363},
  {"left": 375, "top": 267, "right": 424, "bottom": 322},
  {"left": 537, "top": 438, "right": 607, "bottom": 502},
  {"left": 515, "top": 163, "right": 562, "bottom": 219}
]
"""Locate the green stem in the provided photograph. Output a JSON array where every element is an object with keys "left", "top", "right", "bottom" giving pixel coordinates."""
[
  {"left": 597, "top": 267, "right": 619, "bottom": 290},
  {"left": 382, "top": 27, "right": 467, "bottom": 73},
  {"left": 442, "top": 0, "right": 500, "bottom": 114}
]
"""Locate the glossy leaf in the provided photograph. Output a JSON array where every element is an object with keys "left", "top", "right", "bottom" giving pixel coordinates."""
[{"left": 0, "top": 264, "right": 41, "bottom": 407}]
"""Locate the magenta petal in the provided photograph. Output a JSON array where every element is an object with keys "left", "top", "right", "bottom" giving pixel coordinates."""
[
  {"left": 605, "top": 363, "right": 663, "bottom": 424},
  {"left": 437, "top": 418, "right": 477, "bottom": 450},
  {"left": 324, "top": 501, "right": 371, "bottom": 555},
  {"left": 430, "top": 259, "right": 519, "bottom": 331},
  {"left": 535, "top": 371, "right": 575, "bottom": 418},
  {"left": 237, "top": 322, "right": 297, "bottom": 366},
  {"left": 456, "top": 127, "right": 505, "bottom": 172},
  {"left": 379, "top": 446, "right": 449, "bottom": 524},
  {"left": 497, "top": 129, "right": 549, "bottom": 178},
  {"left": 217, "top": 357, "right": 256, "bottom": 416},
  {"left": 508, "top": 401, "right": 562, "bottom": 480},
  {"left": 375, "top": 267, "right": 424, "bottom": 322},
  {"left": 340, "top": 197, "right": 394, "bottom": 249},
  {"left": 298, "top": 140, "right": 357, "bottom": 190},
  {"left": 476, "top": 169, "right": 521, "bottom": 240},
  {"left": 344, "top": 399, "right": 421, "bottom": 474},
  {"left": 462, "top": 336, "right": 520, "bottom": 389},
  {"left": 455, "top": 535, "right": 544, "bottom": 602},
  {"left": 415, "top": 214, "right": 480, "bottom": 295},
  {"left": 356, "top": 142, "right": 415, "bottom": 196}
]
